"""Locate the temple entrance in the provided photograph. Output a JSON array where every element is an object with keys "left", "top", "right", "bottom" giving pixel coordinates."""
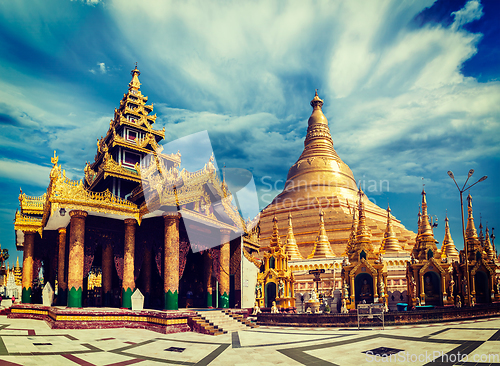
[
  {"left": 265, "top": 282, "right": 276, "bottom": 308},
  {"left": 423, "top": 271, "right": 441, "bottom": 306},
  {"left": 355, "top": 273, "right": 373, "bottom": 304},
  {"left": 475, "top": 271, "right": 490, "bottom": 304},
  {"left": 179, "top": 250, "right": 205, "bottom": 308}
]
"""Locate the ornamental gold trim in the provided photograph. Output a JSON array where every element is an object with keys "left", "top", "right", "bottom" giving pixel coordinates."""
[
  {"left": 19, "top": 191, "right": 46, "bottom": 215},
  {"left": 14, "top": 211, "right": 43, "bottom": 237},
  {"left": 46, "top": 155, "right": 141, "bottom": 224}
]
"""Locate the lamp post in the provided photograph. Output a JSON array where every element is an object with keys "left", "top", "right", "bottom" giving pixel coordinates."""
[{"left": 447, "top": 169, "right": 487, "bottom": 306}]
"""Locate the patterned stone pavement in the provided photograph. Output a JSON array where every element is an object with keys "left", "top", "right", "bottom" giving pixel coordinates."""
[{"left": 0, "top": 315, "right": 499, "bottom": 365}]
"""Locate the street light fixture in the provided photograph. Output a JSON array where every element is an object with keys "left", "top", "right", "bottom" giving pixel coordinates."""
[{"left": 447, "top": 170, "right": 487, "bottom": 306}]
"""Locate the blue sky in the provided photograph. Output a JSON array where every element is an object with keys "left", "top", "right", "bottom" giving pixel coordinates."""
[{"left": 0, "top": 0, "right": 499, "bottom": 261}]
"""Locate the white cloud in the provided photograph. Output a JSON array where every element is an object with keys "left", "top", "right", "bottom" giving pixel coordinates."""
[
  {"left": 98, "top": 62, "right": 107, "bottom": 74},
  {"left": 451, "top": 0, "right": 483, "bottom": 31},
  {"left": 72, "top": 0, "right": 101, "bottom": 5},
  {"left": 0, "top": 158, "right": 52, "bottom": 187},
  {"left": 1, "top": 0, "right": 498, "bottom": 213}
]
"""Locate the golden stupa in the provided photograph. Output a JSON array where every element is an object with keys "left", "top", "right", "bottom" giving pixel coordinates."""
[{"left": 259, "top": 91, "right": 416, "bottom": 257}]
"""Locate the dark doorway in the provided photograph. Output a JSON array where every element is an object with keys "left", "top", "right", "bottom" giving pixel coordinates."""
[
  {"left": 355, "top": 273, "right": 373, "bottom": 305},
  {"left": 475, "top": 271, "right": 490, "bottom": 304},
  {"left": 266, "top": 282, "right": 277, "bottom": 308},
  {"left": 423, "top": 271, "right": 442, "bottom": 306},
  {"left": 229, "top": 274, "right": 235, "bottom": 308},
  {"left": 179, "top": 250, "right": 204, "bottom": 308}
]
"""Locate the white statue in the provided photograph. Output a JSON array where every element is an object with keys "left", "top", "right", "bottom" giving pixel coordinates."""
[
  {"left": 341, "top": 298, "right": 349, "bottom": 314},
  {"left": 310, "top": 288, "right": 318, "bottom": 302},
  {"left": 252, "top": 301, "right": 261, "bottom": 315},
  {"left": 271, "top": 301, "right": 279, "bottom": 314}
]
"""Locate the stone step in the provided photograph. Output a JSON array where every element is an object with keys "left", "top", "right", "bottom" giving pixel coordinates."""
[{"left": 195, "top": 311, "right": 254, "bottom": 333}]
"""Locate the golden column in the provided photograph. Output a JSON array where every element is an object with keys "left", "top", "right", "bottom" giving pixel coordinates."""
[
  {"left": 102, "top": 242, "right": 113, "bottom": 307},
  {"left": 21, "top": 231, "right": 35, "bottom": 303},
  {"left": 204, "top": 251, "right": 213, "bottom": 308},
  {"left": 67, "top": 210, "right": 88, "bottom": 308},
  {"left": 122, "top": 218, "right": 137, "bottom": 309},
  {"left": 163, "top": 212, "right": 180, "bottom": 310},
  {"left": 57, "top": 227, "right": 67, "bottom": 305},
  {"left": 142, "top": 247, "right": 152, "bottom": 308},
  {"left": 219, "top": 229, "right": 231, "bottom": 308}
]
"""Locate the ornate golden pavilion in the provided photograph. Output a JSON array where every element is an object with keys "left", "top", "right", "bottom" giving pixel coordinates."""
[{"left": 14, "top": 66, "right": 257, "bottom": 310}]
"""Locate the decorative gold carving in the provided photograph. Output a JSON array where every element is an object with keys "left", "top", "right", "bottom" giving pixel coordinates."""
[
  {"left": 45, "top": 158, "right": 140, "bottom": 224},
  {"left": 14, "top": 211, "right": 43, "bottom": 237},
  {"left": 19, "top": 192, "right": 46, "bottom": 215}
]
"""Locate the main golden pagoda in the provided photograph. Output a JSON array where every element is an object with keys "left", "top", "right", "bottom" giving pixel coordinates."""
[
  {"left": 14, "top": 66, "right": 256, "bottom": 310},
  {"left": 259, "top": 92, "right": 415, "bottom": 258}
]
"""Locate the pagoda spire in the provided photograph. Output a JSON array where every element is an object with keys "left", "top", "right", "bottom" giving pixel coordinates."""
[
  {"left": 442, "top": 215, "right": 459, "bottom": 259},
  {"left": 484, "top": 225, "right": 495, "bottom": 260},
  {"left": 299, "top": 90, "right": 339, "bottom": 162},
  {"left": 345, "top": 200, "right": 358, "bottom": 258},
  {"left": 276, "top": 91, "right": 358, "bottom": 204},
  {"left": 308, "top": 209, "right": 335, "bottom": 259},
  {"left": 269, "top": 215, "right": 282, "bottom": 247},
  {"left": 414, "top": 189, "right": 438, "bottom": 261},
  {"left": 478, "top": 217, "right": 485, "bottom": 247},
  {"left": 381, "top": 204, "right": 401, "bottom": 253},
  {"left": 284, "top": 213, "right": 303, "bottom": 260},
  {"left": 353, "top": 189, "right": 375, "bottom": 259},
  {"left": 465, "top": 193, "right": 483, "bottom": 260},
  {"left": 129, "top": 63, "right": 141, "bottom": 92},
  {"left": 419, "top": 189, "right": 433, "bottom": 236}
]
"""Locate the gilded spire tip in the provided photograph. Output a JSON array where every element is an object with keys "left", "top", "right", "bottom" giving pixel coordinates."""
[{"left": 310, "top": 89, "right": 324, "bottom": 109}]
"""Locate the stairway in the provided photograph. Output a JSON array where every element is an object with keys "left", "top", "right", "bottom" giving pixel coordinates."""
[
  {"left": 223, "top": 310, "right": 258, "bottom": 329},
  {"left": 190, "top": 315, "right": 225, "bottom": 336},
  {"left": 195, "top": 310, "right": 256, "bottom": 335}
]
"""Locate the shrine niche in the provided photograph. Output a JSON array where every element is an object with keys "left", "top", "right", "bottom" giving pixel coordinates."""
[
  {"left": 341, "top": 190, "right": 388, "bottom": 310},
  {"left": 407, "top": 189, "right": 454, "bottom": 308},
  {"left": 256, "top": 216, "right": 295, "bottom": 310},
  {"left": 451, "top": 193, "right": 499, "bottom": 306}
]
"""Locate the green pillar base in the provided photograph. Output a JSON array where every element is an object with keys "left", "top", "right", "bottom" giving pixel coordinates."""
[
  {"left": 122, "top": 288, "right": 134, "bottom": 309},
  {"left": 219, "top": 291, "right": 229, "bottom": 308},
  {"left": 57, "top": 288, "right": 67, "bottom": 306},
  {"left": 67, "top": 287, "right": 82, "bottom": 308},
  {"left": 102, "top": 291, "right": 112, "bottom": 307},
  {"left": 22, "top": 287, "right": 32, "bottom": 304},
  {"left": 164, "top": 289, "right": 178, "bottom": 310},
  {"left": 206, "top": 292, "right": 213, "bottom": 308}
]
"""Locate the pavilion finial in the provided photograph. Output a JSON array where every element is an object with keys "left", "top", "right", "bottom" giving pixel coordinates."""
[{"left": 51, "top": 150, "right": 59, "bottom": 165}]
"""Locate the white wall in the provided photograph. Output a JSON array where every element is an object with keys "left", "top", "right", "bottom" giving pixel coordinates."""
[{"left": 241, "top": 253, "right": 259, "bottom": 308}]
